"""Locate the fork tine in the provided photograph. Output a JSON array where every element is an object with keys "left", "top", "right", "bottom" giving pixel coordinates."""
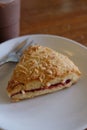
[
  {"left": 16, "top": 39, "right": 34, "bottom": 55},
  {"left": 13, "top": 38, "right": 28, "bottom": 53}
]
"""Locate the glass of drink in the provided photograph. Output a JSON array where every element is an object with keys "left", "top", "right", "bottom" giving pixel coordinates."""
[{"left": 0, "top": 0, "right": 20, "bottom": 43}]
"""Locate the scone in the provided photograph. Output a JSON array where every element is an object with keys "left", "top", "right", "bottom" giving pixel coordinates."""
[{"left": 7, "top": 45, "right": 81, "bottom": 101}]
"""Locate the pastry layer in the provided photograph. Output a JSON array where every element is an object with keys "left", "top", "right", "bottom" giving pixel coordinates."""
[
  {"left": 7, "top": 45, "right": 81, "bottom": 101},
  {"left": 11, "top": 79, "right": 72, "bottom": 101}
]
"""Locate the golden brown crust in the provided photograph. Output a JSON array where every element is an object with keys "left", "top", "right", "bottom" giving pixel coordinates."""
[{"left": 7, "top": 45, "right": 81, "bottom": 100}]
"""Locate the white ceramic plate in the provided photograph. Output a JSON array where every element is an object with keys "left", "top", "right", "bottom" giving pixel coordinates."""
[{"left": 0, "top": 34, "right": 87, "bottom": 130}]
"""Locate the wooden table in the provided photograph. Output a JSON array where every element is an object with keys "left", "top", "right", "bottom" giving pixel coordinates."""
[{"left": 21, "top": 0, "right": 87, "bottom": 47}]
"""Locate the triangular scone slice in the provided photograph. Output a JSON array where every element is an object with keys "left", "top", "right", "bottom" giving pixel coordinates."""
[{"left": 7, "top": 45, "right": 81, "bottom": 101}]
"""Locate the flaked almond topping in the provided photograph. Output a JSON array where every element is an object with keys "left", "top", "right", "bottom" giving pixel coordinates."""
[
  {"left": 19, "top": 70, "right": 27, "bottom": 75},
  {"left": 29, "top": 70, "right": 32, "bottom": 74},
  {"left": 34, "top": 68, "right": 39, "bottom": 74},
  {"left": 44, "top": 62, "right": 48, "bottom": 67},
  {"left": 18, "top": 64, "right": 28, "bottom": 72},
  {"left": 43, "top": 55, "right": 48, "bottom": 59},
  {"left": 39, "top": 77, "right": 43, "bottom": 82},
  {"left": 46, "top": 70, "right": 52, "bottom": 74},
  {"left": 39, "top": 64, "right": 42, "bottom": 68},
  {"left": 41, "top": 67, "right": 46, "bottom": 70}
]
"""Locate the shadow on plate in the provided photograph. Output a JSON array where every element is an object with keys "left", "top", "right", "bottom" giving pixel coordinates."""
[{"left": 0, "top": 63, "right": 16, "bottom": 104}]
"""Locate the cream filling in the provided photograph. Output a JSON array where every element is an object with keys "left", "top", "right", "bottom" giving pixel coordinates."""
[
  {"left": 11, "top": 79, "right": 71, "bottom": 97},
  {"left": 10, "top": 73, "right": 79, "bottom": 97}
]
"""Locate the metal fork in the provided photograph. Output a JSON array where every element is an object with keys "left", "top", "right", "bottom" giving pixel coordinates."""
[{"left": 0, "top": 39, "right": 33, "bottom": 66}]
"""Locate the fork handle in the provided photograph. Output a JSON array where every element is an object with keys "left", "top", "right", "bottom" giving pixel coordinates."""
[
  {"left": 0, "top": 55, "right": 19, "bottom": 66},
  {"left": 0, "top": 57, "right": 13, "bottom": 66},
  {"left": 0, "top": 58, "right": 9, "bottom": 66}
]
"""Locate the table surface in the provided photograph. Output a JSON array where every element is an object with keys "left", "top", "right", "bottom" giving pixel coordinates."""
[{"left": 21, "top": 0, "right": 87, "bottom": 47}]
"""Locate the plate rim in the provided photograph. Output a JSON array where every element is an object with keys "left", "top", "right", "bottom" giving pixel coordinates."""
[{"left": 0, "top": 34, "right": 87, "bottom": 50}]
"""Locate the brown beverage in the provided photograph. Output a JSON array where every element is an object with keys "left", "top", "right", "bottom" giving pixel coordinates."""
[{"left": 0, "top": 0, "right": 20, "bottom": 43}]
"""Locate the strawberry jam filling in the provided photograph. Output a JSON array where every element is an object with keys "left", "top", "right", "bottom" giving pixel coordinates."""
[{"left": 11, "top": 79, "right": 71, "bottom": 97}]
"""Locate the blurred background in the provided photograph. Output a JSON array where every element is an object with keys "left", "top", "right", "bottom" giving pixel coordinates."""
[{"left": 21, "top": 0, "right": 87, "bottom": 46}]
